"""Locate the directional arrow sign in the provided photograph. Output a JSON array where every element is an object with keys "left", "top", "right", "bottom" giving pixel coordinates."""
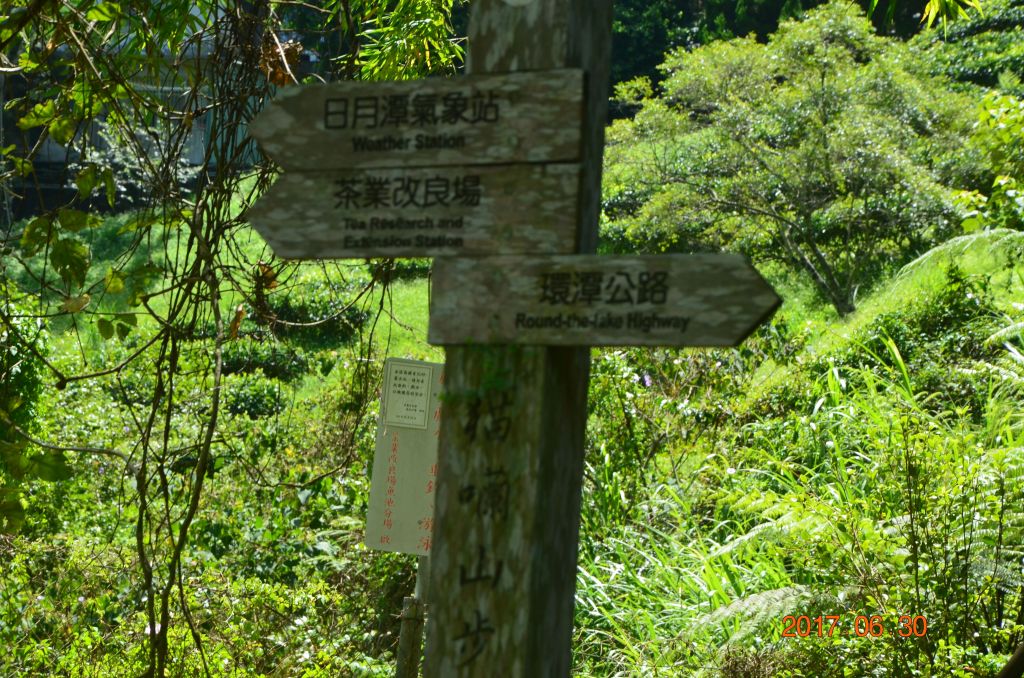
[
  {"left": 249, "top": 70, "right": 583, "bottom": 171},
  {"left": 428, "top": 254, "right": 782, "bottom": 346},
  {"left": 245, "top": 164, "right": 580, "bottom": 259}
]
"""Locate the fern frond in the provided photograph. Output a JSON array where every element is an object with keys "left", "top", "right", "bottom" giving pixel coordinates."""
[
  {"left": 896, "top": 229, "right": 1024, "bottom": 279},
  {"left": 987, "top": 322, "right": 1024, "bottom": 346},
  {"left": 695, "top": 584, "right": 815, "bottom": 642}
]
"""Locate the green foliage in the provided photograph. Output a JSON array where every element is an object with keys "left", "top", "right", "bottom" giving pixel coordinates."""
[
  {"left": 604, "top": 0, "right": 980, "bottom": 316},
  {"left": 917, "top": 0, "right": 1024, "bottom": 96},
  {"left": 957, "top": 92, "right": 1024, "bottom": 233},
  {"left": 265, "top": 280, "right": 371, "bottom": 348},
  {"left": 0, "top": 289, "right": 69, "bottom": 534},
  {"left": 610, "top": 0, "right": 693, "bottom": 90},
  {"left": 221, "top": 340, "right": 309, "bottom": 382},
  {"left": 357, "top": 0, "right": 465, "bottom": 80},
  {"left": 225, "top": 371, "right": 286, "bottom": 420}
]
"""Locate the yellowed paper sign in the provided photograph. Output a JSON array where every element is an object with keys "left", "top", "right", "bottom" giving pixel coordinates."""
[{"left": 365, "top": 358, "right": 443, "bottom": 555}]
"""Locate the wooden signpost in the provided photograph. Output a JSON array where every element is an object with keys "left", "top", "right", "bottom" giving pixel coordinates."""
[
  {"left": 246, "top": 0, "right": 781, "bottom": 675},
  {"left": 247, "top": 68, "right": 585, "bottom": 259},
  {"left": 429, "top": 254, "right": 781, "bottom": 347},
  {"left": 248, "top": 69, "right": 584, "bottom": 171},
  {"left": 245, "top": 164, "right": 579, "bottom": 259}
]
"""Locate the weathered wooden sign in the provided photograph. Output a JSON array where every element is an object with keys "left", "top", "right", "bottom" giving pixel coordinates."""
[
  {"left": 249, "top": 69, "right": 583, "bottom": 171},
  {"left": 423, "top": 1, "right": 616, "bottom": 676},
  {"left": 245, "top": 164, "right": 579, "bottom": 259},
  {"left": 249, "top": 0, "right": 781, "bottom": 674},
  {"left": 428, "top": 254, "right": 781, "bottom": 347},
  {"left": 365, "top": 358, "right": 443, "bottom": 557}
]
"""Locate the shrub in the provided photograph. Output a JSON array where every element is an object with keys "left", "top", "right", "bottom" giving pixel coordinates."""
[
  {"left": 225, "top": 372, "right": 286, "bottom": 419},
  {"left": 265, "top": 281, "right": 370, "bottom": 347},
  {"left": 221, "top": 341, "right": 308, "bottom": 381}
]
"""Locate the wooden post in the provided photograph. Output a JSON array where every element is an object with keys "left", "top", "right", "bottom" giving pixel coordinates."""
[
  {"left": 396, "top": 596, "right": 425, "bottom": 678},
  {"left": 396, "top": 556, "right": 431, "bottom": 678},
  {"left": 423, "top": 1, "right": 612, "bottom": 676}
]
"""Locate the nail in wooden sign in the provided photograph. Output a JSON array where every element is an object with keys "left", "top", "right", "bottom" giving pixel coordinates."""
[
  {"left": 428, "top": 254, "right": 782, "bottom": 347},
  {"left": 245, "top": 164, "right": 579, "bottom": 259},
  {"left": 249, "top": 70, "right": 583, "bottom": 171}
]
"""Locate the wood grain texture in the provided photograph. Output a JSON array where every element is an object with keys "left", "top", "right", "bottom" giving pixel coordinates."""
[
  {"left": 249, "top": 70, "right": 583, "bottom": 171},
  {"left": 428, "top": 254, "right": 782, "bottom": 347},
  {"left": 245, "top": 164, "right": 580, "bottom": 259},
  {"left": 423, "top": 1, "right": 612, "bottom": 677}
]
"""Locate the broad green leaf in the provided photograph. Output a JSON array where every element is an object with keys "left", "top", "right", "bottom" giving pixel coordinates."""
[
  {"left": 27, "top": 452, "right": 72, "bottom": 482},
  {"left": 48, "top": 115, "right": 77, "bottom": 146},
  {"left": 0, "top": 497, "right": 25, "bottom": 534},
  {"left": 0, "top": 440, "right": 28, "bottom": 480},
  {"left": 102, "top": 167, "right": 116, "bottom": 207},
  {"left": 9, "top": 156, "right": 33, "bottom": 177},
  {"left": 104, "top": 267, "right": 125, "bottom": 294},
  {"left": 115, "top": 322, "right": 131, "bottom": 339},
  {"left": 97, "top": 318, "right": 114, "bottom": 340},
  {"left": 20, "top": 215, "right": 53, "bottom": 256},
  {"left": 16, "top": 100, "right": 55, "bottom": 130},
  {"left": 116, "top": 312, "right": 138, "bottom": 327},
  {"left": 118, "top": 211, "right": 158, "bottom": 234},
  {"left": 962, "top": 216, "right": 982, "bottom": 233},
  {"left": 50, "top": 238, "right": 90, "bottom": 288},
  {"left": 126, "top": 263, "right": 163, "bottom": 306},
  {"left": 75, "top": 165, "right": 99, "bottom": 198},
  {"left": 57, "top": 208, "right": 101, "bottom": 232},
  {"left": 86, "top": 2, "right": 121, "bottom": 21},
  {"left": 61, "top": 293, "right": 91, "bottom": 313}
]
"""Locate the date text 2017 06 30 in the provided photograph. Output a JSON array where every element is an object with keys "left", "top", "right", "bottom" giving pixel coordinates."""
[{"left": 781, "top": 614, "right": 927, "bottom": 638}]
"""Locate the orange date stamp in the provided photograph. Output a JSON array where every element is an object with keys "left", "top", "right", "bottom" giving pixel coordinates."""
[{"left": 781, "top": 614, "right": 928, "bottom": 638}]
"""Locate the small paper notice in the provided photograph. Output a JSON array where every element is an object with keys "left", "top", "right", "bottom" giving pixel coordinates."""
[
  {"left": 365, "top": 358, "right": 444, "bottom": 556},
  {"left": 384, "top": 361, "right": 432, "bottom": 430}
]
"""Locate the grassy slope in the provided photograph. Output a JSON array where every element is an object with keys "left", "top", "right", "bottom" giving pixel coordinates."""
[{"left": 7, "top": 213, "right": 1023, "bottom": 675}]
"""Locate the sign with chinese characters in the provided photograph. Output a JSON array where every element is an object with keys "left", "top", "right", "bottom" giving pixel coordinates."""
[
  {"left": 245, "top": 164, "right": 579, "bottom": 259},
  {"left": 428, "top": 254, "right": 782, "bottom": 347},
  {"left": 248, "top": 70, "right": 583, "bottom": 171},
  {"left": 366, "top": 358, "right": 444, "bottom": 556}
]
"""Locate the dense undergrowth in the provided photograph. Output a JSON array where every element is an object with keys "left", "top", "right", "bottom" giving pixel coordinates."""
[
  {"left": 2, "top": 227, "right": 1022, "bottom": 676},
  {"left": 573, "top": 232, "right": 1024, "bottom": 676}
]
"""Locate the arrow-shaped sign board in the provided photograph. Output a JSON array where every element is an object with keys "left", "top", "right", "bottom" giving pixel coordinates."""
[
  {"left": 245, "top": 164, "right": 580, "bottom": 259},
  {"left": 249, "top": 70, "right": 584, "bottom": 171},
  {"left": 428, "top": 254, "right": 782, "bottom": 347}
]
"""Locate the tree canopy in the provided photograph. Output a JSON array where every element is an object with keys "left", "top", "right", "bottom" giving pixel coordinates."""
[{"left": 602, "top": 0, "right": 984, "bottom": 316}]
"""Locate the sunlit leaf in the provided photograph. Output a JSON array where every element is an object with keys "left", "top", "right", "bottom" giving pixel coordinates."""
[
  {"left": 102, "top": 167, "right": 116, "bottom": 207},
  {"left": 86, "top": 2, "right": 121, "bottom": 22},
  {"left": 75, "top": 165, "right": 99, "bottom": 198},
  {"left": 16, "top": 100, "right": 55, "bottom": 130},
  {"left": 104, "top": 267, "right": 125, "bottom": 294},
  {"left": 27, "top": 452, "right": 72, "bottom": 481},
  {"left": 10, "top": 156, "right": 33, "bottom": 177},
  {"left": 48, "top": 114, "right": 77, "bottom": 145},
  {"left": 61, "top": 293, "right": 91, "bottom": 313},
  {"left": 57, "top": 208, "right": 101, "bottom": 233},
  {"left": 118, "top": 211, "right": 158, "bottom": 234},
  {"left": 0, "top": 496, "right": 25, "bottom": 534},
  {"left": 20, "top": 215, "right": 53, "bottom": 256},
  {"left": 50, "top": 238, "right": 90, "bottom": 288}
]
